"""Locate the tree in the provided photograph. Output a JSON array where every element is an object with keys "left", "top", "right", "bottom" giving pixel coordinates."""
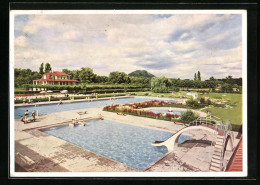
[
  {"left": 15, "top": 68, "right": 41, "bottom": 87},
  {"left": 78, "top": 67, "right": 97, "bottom": 83},
  {"left": 130, "top": 76, "right": 150, "bottom": 86},
  {"left": 108, "top": 71, "right": 128, "bottom": 84},
  {"left": 39, "top": 63, "right": 44, "bottom": 75},
  {"left": 95, "top": 75, "right": 109, "bottom": 83},
  {"left": 225, "top": 75, "right": 234, "bottom": 85},
  {"left": 209, "top": 76, "right": 215, "bottom": 81},
  {"left": 197, "top": 71, "right": 201, "bottom": 81},
  {"left": 72, "top": 70, "right": 80, "bottom": 81},
  {"left": 45, "top": 63, "right": 52, "bottom": 73},
  {"left": 62, "top": 69, "right": 73, "bottom": 76},
  {"left": 151, "top": 76, "right": 172, "bottom": 93},
  {"left": 194, "top": 73, "right": 197, "bottom": 80},
  {"left": 222, "top": 83, "right": 233, "bottom": 93}
]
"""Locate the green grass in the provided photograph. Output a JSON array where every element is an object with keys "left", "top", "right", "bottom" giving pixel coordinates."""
[
  {"left": 15, "top": 88, "right": 27, "bottom": 92},
  {"left": 198, "top": 93, "right": 242, "bottom": 126},
  {"left": 135, "top": 91, "right": 191, "bottom": 98}
]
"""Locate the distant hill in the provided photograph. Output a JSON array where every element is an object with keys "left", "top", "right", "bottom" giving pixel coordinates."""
[{"left": 128, "top": 70, "right": 155, "bottom": 78}]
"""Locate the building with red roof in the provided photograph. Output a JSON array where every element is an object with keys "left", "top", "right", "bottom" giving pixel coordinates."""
[{"left": 33, "top": 71, "right": 79, "bottom": 86}]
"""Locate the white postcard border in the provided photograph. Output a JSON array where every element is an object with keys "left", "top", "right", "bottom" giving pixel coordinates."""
[{"left": 9, "top": 9, "right": 248, "bottom": 178}]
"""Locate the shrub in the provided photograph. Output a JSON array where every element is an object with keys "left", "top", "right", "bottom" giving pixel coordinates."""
[
  {"left": 180, "top": 110, "right": 198, "bottom": 123},
  {"left": 207, "top": 99, "right": 212, "bottom": 105},
  {"left": 200, "top": 97, "right": 206, "bottom": 104},
  {"left": 172, "top": 87, "right": 180, "bottom": 92},
  {"left": 73, "top": 96, "right": 87, "bottom": 100},
  {"left": 186, "top": 99, "right": 201, "bottom": 109},
  {"left": 15, "top": 99, "right": 24, "bottom": 104}
]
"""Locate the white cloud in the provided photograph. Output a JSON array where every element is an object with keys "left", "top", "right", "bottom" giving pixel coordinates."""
[
  {"left": 14, "top": 13, "right": 243, "bottom": 79},
  {"left": 179, "top": 32, "right": 189, "bottom": 40},
  {"left": 61, "top": 30, "right": 82, "bottom": 41},
  {"left": 14, "top": 36, "right": 28, "bottom": 47}
]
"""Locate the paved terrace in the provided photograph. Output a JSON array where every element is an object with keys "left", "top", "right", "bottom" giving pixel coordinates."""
[{"left": 14, "top": 100, "right": 240, "bottom": 173}]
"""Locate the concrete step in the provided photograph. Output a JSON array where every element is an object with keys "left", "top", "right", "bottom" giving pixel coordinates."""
[
  {"left": 211, "top": 158, "right": 221, "bottom": 164},
  {"left": 214, "top": 148, "right": 222, "bottom": 153},
  {"left": 211, "top": 162, "right": 221, "bottom": 168},
  {"left": 215, "top": 141, "right": 224, "bottom": 146},
  {"left": 210, "top": 165, "right": 221, "bottom": 172},
  {"left": 215, "top": 144, "right": 223, "bottom": 149},
  {"left": 217, "top": 135, "right": 224, "bottom": 139},
  {"left": 212, "top": 155, "right": 221, "bottom": 160},
  {"left": 216, "top": 137, "right": 224, "bottom": 141}
]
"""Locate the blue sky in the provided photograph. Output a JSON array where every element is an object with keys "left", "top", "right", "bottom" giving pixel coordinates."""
[{"left": 14, "top": 13, "right": 243, "bottom": 80}]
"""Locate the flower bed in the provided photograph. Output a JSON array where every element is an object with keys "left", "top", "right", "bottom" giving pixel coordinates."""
[
  {"left": 121, "top": 100, "right": 184, "bottom": 109},
  {"left": 103, "top": 100, "right": 182, "bottom": 121}
]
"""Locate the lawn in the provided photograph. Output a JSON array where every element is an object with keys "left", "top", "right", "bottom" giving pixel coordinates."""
[
  {"left": 135, "top": 91, "right": 192, "bottom": 98},
  {"left": 137, "top": 91, "right": 243, "bottom": 131},
  {"left": 198, "top": 93, "right": 242, "bottom": 128}
]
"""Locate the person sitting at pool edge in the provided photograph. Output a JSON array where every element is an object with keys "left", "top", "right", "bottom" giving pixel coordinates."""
[
  {"left": 20, "top": 116, "right": 26, "bottom": 124},
  {"left": 24, "top": 110, "right": 29, "bottom": 120},
  {"left": 58, "top": 99, "right": 63, "bottom": 105},
  {"left": 32, "top": 110, "right": 36, "bottom": 121},
  {"left": 72, "top": 119, "right": 75, "bottom": 126},
  {"left": 98, "top": 114, "right": 104, "bottom": 120}
]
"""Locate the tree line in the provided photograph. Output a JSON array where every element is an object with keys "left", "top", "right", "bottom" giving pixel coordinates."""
[
  {"left": 151, "top": 75, "right": 242, "bottom": 93},
  {"left": 15, "top": 63, "right": 242, "bottom": 94},
  {"left": 15, "top": 63, "right": 151, "bottom": 88}
]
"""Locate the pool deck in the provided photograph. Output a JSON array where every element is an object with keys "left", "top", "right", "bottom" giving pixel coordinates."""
[{"left": 13, "top": 105, "right": 240, "bottom": 174}]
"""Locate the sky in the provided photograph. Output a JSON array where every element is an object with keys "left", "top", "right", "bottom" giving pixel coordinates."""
[{"left": 13, "top": 13, "right": 243, "bottom": 80}]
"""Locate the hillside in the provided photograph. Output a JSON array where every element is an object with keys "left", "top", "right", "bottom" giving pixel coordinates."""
[{"left": 128, "top": 70, "right": 155, "bottom": 78}]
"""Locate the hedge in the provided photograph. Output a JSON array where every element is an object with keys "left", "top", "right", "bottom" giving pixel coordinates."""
[
  {"left": 22, "top": 84, "right": 150, "bottom": 94},
  {"left": 23, "top": 84, "right": 149, "bottom": 90}
]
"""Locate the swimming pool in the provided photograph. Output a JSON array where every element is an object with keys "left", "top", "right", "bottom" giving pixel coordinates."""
[
  {"left": 15, "top": 97, "right": 179, "bottom": 119},
  {"left": 149, "top": 109, "right": 185, "bottom": 115},
  {"left": 43, "top": 119, "right": 189, "bottom": 170}
]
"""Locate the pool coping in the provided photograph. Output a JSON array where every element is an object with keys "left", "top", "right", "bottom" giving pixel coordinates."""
[
  {"left": 22, "top": 117, "right": 99, "bottom": 132},
  {"left": 14, "top": 95, "right": 187, "bottom": 107},
  {"left": 14, "top": 96, "right": 133, "bottom": 107}
]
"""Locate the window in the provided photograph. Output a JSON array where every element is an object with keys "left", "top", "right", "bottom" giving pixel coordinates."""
[{"left": 44, "top": 75, "right": 46, "bottom": 79}]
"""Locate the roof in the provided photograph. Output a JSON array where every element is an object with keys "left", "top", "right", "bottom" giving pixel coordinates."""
[
  {"left": 33, "top": 71, "right": 79, "bottom": 82},
  {"left": 33, "top": 79, "right": 79, "bottom": 82},
  {"left": 226, "top": 138, "right": 243, "bottom": 171},
  {"left": 45, "top": 71, "right": 71, "bottom": 76}
]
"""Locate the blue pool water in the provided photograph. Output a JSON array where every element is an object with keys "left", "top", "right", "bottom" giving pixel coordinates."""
[
  {"left": 43, "top": 119, "right": 189, "bottom": 170},
  {"left": 15, "top": 97, "right": 178, "bottom": 119},
  {"left": 149, "top": 109, "right": 185, "bottom": 115}
]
